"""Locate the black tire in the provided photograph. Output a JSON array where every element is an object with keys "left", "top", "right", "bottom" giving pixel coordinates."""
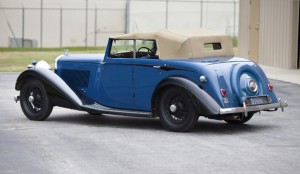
[
  {"left": 88, "top": 112, "right": 102, "bottom": 116},
  {"left": 156, "top": 87, "right": 199, "bottom": 132},
  {"left": 224, "top": 113, "right": 254, "bottom": 124},
  {"left": 20, "top": 79, "right": 53, "bottom": 121}
]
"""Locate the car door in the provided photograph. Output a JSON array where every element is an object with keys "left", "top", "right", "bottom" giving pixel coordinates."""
[
  {"left": 98, "top": 40, "right": 135, "bottom": 110},
  {"left": 133, "top": 40, "right": 164, "bottom": 111},
  {"left": 133, "top": 58, "right": 163, "bottom": 111}
]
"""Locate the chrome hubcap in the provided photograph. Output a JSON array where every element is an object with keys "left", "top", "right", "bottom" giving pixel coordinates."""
[
  {"left": 170, "top": 104, "right": 177, "bottom": 113},
  {"left": 249, "top": 79, "right": 258, "bottom": 92},
  {"left": 28, "top": 92, "right": 41, "bottom": 111},
  {"left": 28, "top": 95, "right": 34, "bottom": 103}
]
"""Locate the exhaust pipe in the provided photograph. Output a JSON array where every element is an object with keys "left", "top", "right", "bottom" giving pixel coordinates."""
[
  {"left": 14, "top": 95, "right": 20, "bottom": 103},
  {"left": 220, "top": 114, "right": 245, "bottom": 121}
]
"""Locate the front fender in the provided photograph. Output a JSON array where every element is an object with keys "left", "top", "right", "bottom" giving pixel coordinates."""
[
  {"left": 153, "top": 77, "right": 221, "bottom": 115},
  {"left": 16, "top": 68, "right": 82, "bottom": 109}
]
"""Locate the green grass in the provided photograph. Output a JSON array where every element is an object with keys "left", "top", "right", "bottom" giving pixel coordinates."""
[
  {"left": 0, "top": 47, "right": 105, "bottom": 52},
  {"left": 232, "top": 37, "right": 238, "bottom": 47},
  {"left": 0, "top": 45, "right": 238, "bottom": 72},
  {"left": 0, "top": 47, "right": 106, "bottom": 72}
]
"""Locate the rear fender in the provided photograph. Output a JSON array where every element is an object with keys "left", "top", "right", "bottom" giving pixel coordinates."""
[
  {"left": 152, "top": 77, "right": 221, "bottom": 116},
  {"left": 16, "top": 68, "right": 82, "bottom": 110}
]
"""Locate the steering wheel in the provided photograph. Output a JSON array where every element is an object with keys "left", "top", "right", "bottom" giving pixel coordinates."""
[{"left": 137, "top": 47, "right": 155, "bottom": 57}]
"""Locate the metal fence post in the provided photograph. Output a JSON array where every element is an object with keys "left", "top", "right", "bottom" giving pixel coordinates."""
[
  {"left": 40, "top": 0, "right": 43, "bottom": 49},
  {"left": 94, "top": 6, "right": 97, "bottom": 47},
  {"left": 165, "top": 0, "right": 169, "bottom": 29},
  {"left": 125, "top": 0, "right": 130, "bottom": 33},
  {"left": 200, "top": 0, "right": 203, "bottom": 28},
  {"left": 22, "top": 4, "right": 25, "bottom": 48},
  {"left": 233, "top": 0, "right": 236, "bottom": 37},
  {"left": 60, "top": 6, "right": 63, "bottom": 48},
  {"left": 85, "top": 0, "right": 88, "bottom": 47}
]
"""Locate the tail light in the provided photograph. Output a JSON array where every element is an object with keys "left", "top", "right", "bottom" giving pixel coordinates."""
[
  {"left": 268, "top": 84, "right": 273, "bottom": 91},
  {"left": 220, "top": 89, "right": 226, "bottom": 97}
]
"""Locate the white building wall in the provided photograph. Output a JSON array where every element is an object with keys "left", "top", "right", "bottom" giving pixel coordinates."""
[
  {"left": 238, "top": 0, "right": 299, "bottom": 69},
  {"left": 259, "top": 0, "right": 296, "bottom": 69}
]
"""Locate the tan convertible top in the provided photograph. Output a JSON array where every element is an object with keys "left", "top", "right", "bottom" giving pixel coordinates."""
[{"left": 111, "top": 29, "right": 234, "bottom": 59}]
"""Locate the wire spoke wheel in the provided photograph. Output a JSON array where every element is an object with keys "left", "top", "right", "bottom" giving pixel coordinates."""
[
  {"left": 163, "top": 91, "right": 189, "bottom": 123},
  {"left": 157, "top": 87, "right": 198, "bottom": 132},
  {"left": 24, "top": 87, "right": 44, "bottom": 113},
  {"left": 20, "top": 79, "right": 53, "bottom": 121}
]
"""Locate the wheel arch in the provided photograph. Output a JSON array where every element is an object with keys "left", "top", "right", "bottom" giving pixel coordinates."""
[
  {"left": 16, "top": 68, "right": 83, "bottom": 110},
  {"left": 151, "top": 76, "right": 221, "bottom": 116}
]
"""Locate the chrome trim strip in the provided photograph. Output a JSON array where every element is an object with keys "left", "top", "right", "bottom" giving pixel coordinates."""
[
  {"left": 220, "top": 100, "right": 288, "bottom": 115},
  {"left": 54, "top": 54, "right": 64, "bottom": 70},
  {"left": 82, "top": 103, "right": 152, "bottom": 117}
]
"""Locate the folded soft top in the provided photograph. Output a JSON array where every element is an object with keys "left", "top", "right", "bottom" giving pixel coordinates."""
[{"left": 111, "top": 28, "right": 234, "bottom": 59}]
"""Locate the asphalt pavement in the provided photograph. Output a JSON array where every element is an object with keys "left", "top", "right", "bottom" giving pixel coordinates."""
[{"left": 0, "top": 72, "right": 300, "bottom": 174}]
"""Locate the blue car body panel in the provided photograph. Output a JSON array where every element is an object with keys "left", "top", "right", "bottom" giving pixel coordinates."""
[{"left": 55, "top": 49, "right": 278, "bottom": 113}]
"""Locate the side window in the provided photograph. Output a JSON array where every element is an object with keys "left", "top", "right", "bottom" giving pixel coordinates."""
[
  {"left": 109, "top": 40, "right": 134, "bottom": 58},
  {"left": 136, "top": 40, "right": 159, "bottom": 59}
]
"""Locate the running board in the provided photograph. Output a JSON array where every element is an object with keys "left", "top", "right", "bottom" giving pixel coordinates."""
[{"left": 82, "top": 102, "right": 153, "bottom": 117}]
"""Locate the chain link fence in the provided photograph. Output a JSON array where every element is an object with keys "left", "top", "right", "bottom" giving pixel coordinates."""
[{"left": 0, "top": 0, "right": 238, "bottom": 48}]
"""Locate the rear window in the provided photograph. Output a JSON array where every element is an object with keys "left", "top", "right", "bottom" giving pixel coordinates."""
[{"left": 204, "top": 43, "right": 222, "bottom": 51}]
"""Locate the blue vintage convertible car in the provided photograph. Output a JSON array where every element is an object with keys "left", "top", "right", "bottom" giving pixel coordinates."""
[{"left": 14, "top": 29, "right": 287, "bottom": 132}]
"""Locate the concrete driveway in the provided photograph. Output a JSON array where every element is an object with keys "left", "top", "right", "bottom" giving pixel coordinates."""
[{"left": 0, "top": 72, "right": 299, "bottom": 174}]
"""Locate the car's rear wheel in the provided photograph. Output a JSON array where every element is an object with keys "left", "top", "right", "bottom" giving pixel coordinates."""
[
  {"left": 224, "top": 113, "right": 253, "bottom": 124},
  {"left": 20, "top": 79, "right": 53, "bottom": 121},
  {"left": 156, "top": 87, "right": 199, "bottom": 132}
]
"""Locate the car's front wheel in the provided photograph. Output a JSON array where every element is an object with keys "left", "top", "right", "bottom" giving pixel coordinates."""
[
  {"left": 156, "top": 87, "right": 199, "bottom": 132},
  {"left": 20, "top": 79, "right": 53, "bottom": 121},
  {"left": 224, "top": 113, "right": 253, "bottom": 124}
]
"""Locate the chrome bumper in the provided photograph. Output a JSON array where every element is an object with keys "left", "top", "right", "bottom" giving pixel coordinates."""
[{"left": 219, "top": 98, "right": 288, "bottom": 116}]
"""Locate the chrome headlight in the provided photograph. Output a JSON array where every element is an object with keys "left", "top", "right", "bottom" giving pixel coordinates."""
[{"left": 36, "top": 60, "right": 51, "bottom": 69}]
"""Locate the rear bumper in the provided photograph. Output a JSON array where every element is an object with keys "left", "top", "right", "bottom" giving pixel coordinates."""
[{"left": 219, "top": 98, "right": 288, "bottom": 116}]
